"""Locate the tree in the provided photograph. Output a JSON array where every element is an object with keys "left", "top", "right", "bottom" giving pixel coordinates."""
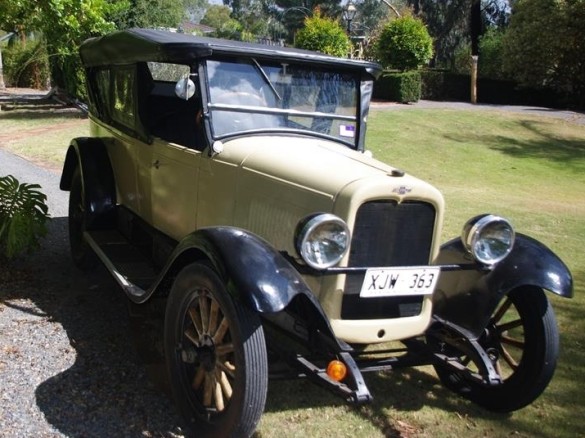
[
  {"left": 375, "top": 15, "right": 433, "bottom": 70},
  {"left": 403, "top": 0, "right": 512, "bottom": 67},
  {"left": 201, "top": 4, "right": 233, "bottom": 28},
  {"left": 200, "top": 4, "right": 244, "bottom": 39},
  {"left": 502, "top": 0, "right": 585, "bottom": 106},
  {"left": 116, "top": 0, "right": 186, "bottom": 28},
  {"left": 270, "top": 0, "right": 343, "bottom": 43},
  {"left": 405, "top": 0, "right": 470, "bottom": 66},
  {"left": 354, "top": 0, "right": 393, "bottom": 36},
  {"left": 295, "top": 12, "right": 350, "bottom": 57},
  {"left": 0, "top": 0, "right": 125, "bottom": 96},
  {"left": 477, "top": 26, "right": 507, "bottom": 78}
]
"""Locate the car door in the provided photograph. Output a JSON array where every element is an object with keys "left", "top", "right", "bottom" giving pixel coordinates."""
[{"left": 150, "top": 138, "right": 200, "bottom": 241}]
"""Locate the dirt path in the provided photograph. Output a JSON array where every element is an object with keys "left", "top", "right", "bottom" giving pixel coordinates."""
[{"left": 0, "top": 118, "right": 86, "bottom": 144}]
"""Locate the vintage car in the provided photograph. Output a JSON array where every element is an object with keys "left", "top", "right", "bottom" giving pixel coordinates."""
[{"left": 60, "top": 29, "right": 573, "bottom": 437}]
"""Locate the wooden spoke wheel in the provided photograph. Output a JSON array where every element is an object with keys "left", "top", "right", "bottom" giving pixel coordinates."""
[
  {"left": 433, "top": 287, "right": 559, "bottom": 412},
  {"left": 165, "top": 263, "right": 267, "bottom": 437}
]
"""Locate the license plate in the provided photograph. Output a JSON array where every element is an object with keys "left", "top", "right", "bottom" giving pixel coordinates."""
[{"left": 359, "top": 267, "right": 440, "bottom": 298}]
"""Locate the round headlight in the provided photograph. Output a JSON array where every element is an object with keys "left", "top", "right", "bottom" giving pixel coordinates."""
[
  {"left": 461, "top": 214, "right": 515, "bottom": 265},
  {"left": 295, "top": 214, "right": 350, "bottom": 270}
]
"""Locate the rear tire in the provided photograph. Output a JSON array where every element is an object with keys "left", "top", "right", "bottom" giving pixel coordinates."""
[
  {"left": 164, "top": 263, "right": 268, "bottom": 437},
  {"left": 433, "top": 287, "right": 559, "bottom": 412},
  {"left": 68, "top": 167, "right": 96, "bottom": 270}
]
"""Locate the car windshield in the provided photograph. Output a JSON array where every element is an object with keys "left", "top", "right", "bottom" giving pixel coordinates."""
[{"left": 205, "top": 58, "right": 360, "bottom": 147}]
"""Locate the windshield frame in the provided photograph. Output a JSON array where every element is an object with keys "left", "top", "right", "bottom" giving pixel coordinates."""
[{"left": 201, "top": 57, "right": 363, "bottom": 149}]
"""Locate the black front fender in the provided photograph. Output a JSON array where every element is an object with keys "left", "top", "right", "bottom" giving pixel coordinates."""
[
  {"left": 150, "top": 227, "right": 347, "bottom": 351},
  {"left": 154, "top": 227, "right": 328, "bottom": 314},
  {"left": 432, "top": 233, "right": 573, "bottom": 338}
]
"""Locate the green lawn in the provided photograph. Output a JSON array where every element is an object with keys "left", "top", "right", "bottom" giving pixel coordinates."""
[
  {"left": 258, "top": 108, "right": 585, "bottom": 438},
  {"left": 1, "top": 103, "right": 584, "bottom": 437}
]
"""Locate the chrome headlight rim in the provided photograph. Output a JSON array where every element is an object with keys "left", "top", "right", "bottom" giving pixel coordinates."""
[
  {"left": 295, "top": 213, "right": 350, "bottom": 270},
  {"left": 462, "top": 214, "right": 516, "bottom": 265}
]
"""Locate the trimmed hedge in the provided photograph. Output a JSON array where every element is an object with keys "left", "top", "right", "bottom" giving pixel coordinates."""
[
  {"left": 373, "top": 71, "right": 421, "bottom": 103},
  {"left": 420, "top": 69, "right": 578, "bottom": 109}
]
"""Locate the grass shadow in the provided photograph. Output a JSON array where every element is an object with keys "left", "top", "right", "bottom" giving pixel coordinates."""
[{"left": 445, "top": 118, "right": 585, "bottom": 173}]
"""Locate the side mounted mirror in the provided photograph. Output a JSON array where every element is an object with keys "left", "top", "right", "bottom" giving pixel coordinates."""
[{"left": 175, "top": 76, "right": 196, "bottom": 100}]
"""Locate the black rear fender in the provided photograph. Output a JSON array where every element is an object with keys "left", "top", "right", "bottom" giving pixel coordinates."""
[
  {"left": 432, "top": 233, "right": 573, "bottom": 338},
  {"left": 60, "top": 137, "right": 116, "bottom": 229}
]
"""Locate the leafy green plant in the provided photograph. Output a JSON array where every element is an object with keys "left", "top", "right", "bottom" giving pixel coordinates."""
[
  {"left": 374, "top": 16, "right": 433, "bottom": 71},
  {"left": 478, "top": 27, "right": 508, "bottom": 79},
  {"left": 294, "top": 12, "right": 351, "bottom": 57},
  {"left": 0, "top": 175, "right": 49, "bottom": 260},
  {"left": 3, "top": 39, "right": 50, "bottom": 89}
]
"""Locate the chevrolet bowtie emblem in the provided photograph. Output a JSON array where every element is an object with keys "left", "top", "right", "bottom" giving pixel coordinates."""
[{"left": 392, "top": 186, "right": 412, "bottom": 195}]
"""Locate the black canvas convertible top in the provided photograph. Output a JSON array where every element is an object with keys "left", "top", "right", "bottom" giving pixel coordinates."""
[{"left": 79, "top": 28, "right": 382, "bottom": 78}]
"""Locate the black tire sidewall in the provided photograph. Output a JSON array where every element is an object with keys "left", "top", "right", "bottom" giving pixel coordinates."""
[
  {"left": 68, "top": 167, "right": 95, "bottom": 269},
  {"left": 472, "top": 288, "right": 559, "bottom": 411},
  {"left": 164, "top": 263, "right": 267, "bottom": 438},
  {"left": 434, "top": 287, "right": 559, "bottom": 412}
]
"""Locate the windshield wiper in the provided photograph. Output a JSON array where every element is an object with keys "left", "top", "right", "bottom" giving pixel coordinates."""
[{"left": 252, "top": 58, "right": 281, "bottom": 101}]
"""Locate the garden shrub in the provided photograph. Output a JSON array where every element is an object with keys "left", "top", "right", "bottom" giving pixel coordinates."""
[
  {"left": 374, "top": 70, "right": 421, "bottom": 103},
  {"left": 295, "top": 13, "right": 351, "bottom": 57},
  {"left": 50, "top": 53, "right": 87, "bottom": 100},
  {"left": 3, "top": 40, "right": 50, "bottom": 89},
  {"left": 0, "top": 175, "right": 49, "bottom": 261},
  {"left": 374, "top": 16, "right": 433, "bottom": 71},
  {"left": 478, "top": 28, "right": 508, "bottom": 80}
]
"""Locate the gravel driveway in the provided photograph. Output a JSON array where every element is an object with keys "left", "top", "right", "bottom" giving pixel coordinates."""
[{"left": 0, "top": 151, "right": 186, "bottom": 436}]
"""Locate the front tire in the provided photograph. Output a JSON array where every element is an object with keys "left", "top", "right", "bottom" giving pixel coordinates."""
[
  {"left": 164, "top": 263, "right": 268, "bottom": 437},
  {"left": 433, "top": 287, "right": 559, "bottom": 412}
]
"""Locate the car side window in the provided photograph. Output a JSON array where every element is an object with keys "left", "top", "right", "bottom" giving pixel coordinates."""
[
  {"left": 111, "top": 66, "right": 137, "bottom": 131},
  {"left": 143, "top": 62, "right": 205, "bottom": 150}
]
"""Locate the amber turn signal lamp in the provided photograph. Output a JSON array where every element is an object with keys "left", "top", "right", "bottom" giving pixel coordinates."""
[{"left": 326, "top": 360, "right": 347, "bottom": 382}]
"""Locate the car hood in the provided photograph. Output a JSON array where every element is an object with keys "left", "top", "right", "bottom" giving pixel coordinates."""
[
  {"left": 201, "top": 134, "right": 444, "bottom": 273},
  {"left": 221, "top": 135, "right": 407, "bottom": 199}
]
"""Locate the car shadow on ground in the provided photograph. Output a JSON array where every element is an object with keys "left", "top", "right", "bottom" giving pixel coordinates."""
[{"left": 1, "top": 217, "right": 187, "bottom": 436}]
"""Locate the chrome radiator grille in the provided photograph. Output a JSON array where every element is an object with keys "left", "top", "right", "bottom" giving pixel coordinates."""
[{"left": 342, "top": 200, "right": 436, "bottom": 320}]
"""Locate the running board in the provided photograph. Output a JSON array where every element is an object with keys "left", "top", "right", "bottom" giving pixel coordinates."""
[{"left": 84, "top": 230, "right": 158, "bottom": 300}]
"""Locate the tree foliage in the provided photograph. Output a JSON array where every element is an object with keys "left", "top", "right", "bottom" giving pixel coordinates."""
[
  {"left": 402, "top": 0, "right": 511, "bottom": 67},
  {"left": 115, "top": 0, "right": 189, "bottom": 29},
  {"left": 477, "top": 26, "right": 507, "bottom": 79},
  {"left": 0, "top": 0, "right": 125, "bottom": 96},
  {"left": 294, "top": 12, "right": 350, "bottom": 57},
  {"left": 200, "top": 4, "right": 245, "bottom": 40},
  {"left": 269, "top": 0, "right": 342, "bottom": 43},
  {"left": 406, "top": 0, "right": 469, "bottom": 66},
  {"left": 352, "top": 0, "right": 394, "bottom": 37},
  {"left": 2, "top": 39, "right": 50, "bottom": 88},
  {"left": 502, "top": 0, "right": 585, "bottom": 105},
  {"left": 0, "top": 0, "right": 209, "bottom": 96},
  {"left": 375, "top": 15, "right": 433, "bottom": 70}
]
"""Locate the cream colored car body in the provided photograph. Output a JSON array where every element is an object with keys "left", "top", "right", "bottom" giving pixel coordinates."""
[{"left": 93, "top": 115, "right": 445, "bottom": 344}]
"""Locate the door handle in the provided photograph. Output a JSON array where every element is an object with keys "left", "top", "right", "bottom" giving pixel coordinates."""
[{"left": 153, "top": 159, "right": 161, "bottom": 169}]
